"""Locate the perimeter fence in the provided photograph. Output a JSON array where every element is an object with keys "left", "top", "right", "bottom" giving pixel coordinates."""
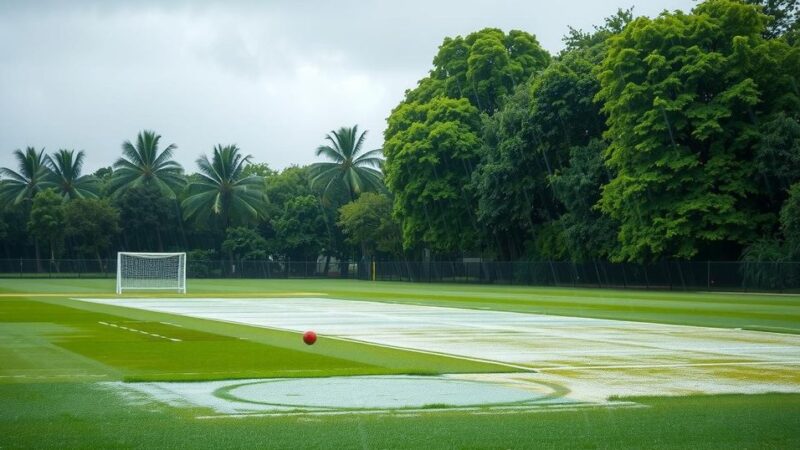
[{"left": 1, "top": 258, "right": 798, "bottom": 292}]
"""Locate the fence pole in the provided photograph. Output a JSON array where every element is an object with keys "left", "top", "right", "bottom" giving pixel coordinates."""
[{"left": 707, "top": 260, "right": 711, "bottom": 290}]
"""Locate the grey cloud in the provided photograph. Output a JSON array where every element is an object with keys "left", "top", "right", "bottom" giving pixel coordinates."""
[{"left": 0, "top": 0, "right": 695, "bottom": 174}]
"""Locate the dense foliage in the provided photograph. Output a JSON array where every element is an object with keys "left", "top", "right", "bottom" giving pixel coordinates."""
[{"left": 1, "top": 0, "right": 798, "bottom": 265}]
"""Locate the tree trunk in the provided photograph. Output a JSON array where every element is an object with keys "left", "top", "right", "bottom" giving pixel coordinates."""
[
  {"left": 156, "top": 226, "right": 164, "bottom": 252},
  {"left": 323, "top": 254, "right": 331, "bottom": 276},
  {"left": 96, "top": 250, "right": 104, "bottom": 274},
  {"left": 34, "top": 238, "right": 42, "bottom": 273}
]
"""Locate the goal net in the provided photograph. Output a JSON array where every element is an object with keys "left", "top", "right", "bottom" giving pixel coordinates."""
[{"left": 117, "top": 252, "right": 187, "bottom": 294}]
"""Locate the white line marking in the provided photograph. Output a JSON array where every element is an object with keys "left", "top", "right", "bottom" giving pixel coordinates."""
[
  {"left": 98, "top": 321, "right": 181, "bottom": 342},
  {"left": 536, "top": 360, "right": 800, "bottom": 371}
]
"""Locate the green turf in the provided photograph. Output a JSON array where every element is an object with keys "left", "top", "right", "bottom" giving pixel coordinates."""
[
  {"left": 1, "top": 279, "right": 799, "bottom": 448},
  {"left": 0, "top": 296, "right": 507, "bottom": 383},
  {"left": 1, "top": 278, "right": 798, "bottom": 332},
  {"left": 1, "top": 381, "right": 797, "bottom": 449}
]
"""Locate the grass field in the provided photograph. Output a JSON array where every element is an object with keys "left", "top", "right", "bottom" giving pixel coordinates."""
[{"left": 1, "top": 278, "right": 799, "bottom": 448}]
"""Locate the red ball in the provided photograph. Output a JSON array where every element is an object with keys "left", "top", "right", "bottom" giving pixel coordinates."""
[{"left": 303, "top": 330, "right": 317, "bottom": 345}]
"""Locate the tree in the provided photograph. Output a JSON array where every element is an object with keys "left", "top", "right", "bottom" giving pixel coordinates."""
[
  {"left": 182, "top": 144, "right": 268, "bottom": 230},
  {"left": 222, "top": 227, "right": 268, "bottom": 263},
  {"left": 242, "top": 162, "right": 276, "bottom": 178},
  {"left": 0, "top": 147, "right": 53, "bottom": 206},
  {"left": 596, "top": 0, "right": 800, "bottom": 261},
  {"left": 384, "top": 96, "right": 482, "bottom": 253},
  {"left": 309, "top": 125, "right": 384, "bottom": 201},
  {"left": 753, "top": 112, "right": 800, "bottom": 212},
  {"left": 472, "top": 25, "right": 616, "bottom": 259},
  {"left": 64, "top": 198, "right": 120, "bottom": 268},
  {"left": 744, "top": 0, "right": 799, "bottom": 38},
  {"left": 116, "top": 183, "right": 179, "bottom": 251},
  {"left": 337, "top": 192, "right": 402, "bottom": 258},
  {"left": 429, "top": 28, "right": 550, "bottom": 113},
  {"left": 27, "top": 189, "right": 64, "bottom": 265},
  {"left": 108, "top": 130, "right": 184, "bottom": 197},
  {"left": 46, "top": 149, "right": 99, "bottom": 200},
  {"left": 781, "top": 182, "right": 800, "bottom": 255},
  {"left": 550, "top": 140, "right": 619, "bottom": 260},
  {"left": 271, "top": 195, "right": 328, "bottom": 260}
]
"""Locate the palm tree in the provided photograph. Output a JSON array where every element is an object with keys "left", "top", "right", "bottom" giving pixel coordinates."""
[
  {"left": 46, "top": 149, "right": 99, "bottom": 201},
  {"left": 182, "top": 144, "right": 267, "bottom": 229},
  {"left": 0, "top": 147, "right": 54, "bottom": 271},
  {"left": 309, "top": 125, "right": 384, "bottom": 201},
  {"left": 0, "top": 147, "right": 53, "bottom": 206},
  {"left": 108, "top": 130, "right": 184, "bottom": 197}
]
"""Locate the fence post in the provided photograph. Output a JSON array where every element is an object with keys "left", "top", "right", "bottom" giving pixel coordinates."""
[{"left": 707, "top": 260, "right": 711, "bottom": 290}]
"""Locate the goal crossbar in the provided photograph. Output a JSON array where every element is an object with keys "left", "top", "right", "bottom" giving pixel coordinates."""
[{"left": 116, "top": 252, "right": 187, "bottom": 294}]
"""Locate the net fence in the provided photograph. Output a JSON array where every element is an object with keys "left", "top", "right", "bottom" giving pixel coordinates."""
[{"left": 1, "top": 258, "right": 799, "bottom": 292}]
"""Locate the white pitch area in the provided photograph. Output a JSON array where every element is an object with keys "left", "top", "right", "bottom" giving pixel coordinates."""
[{"left": 78, "top": 297, "right": 800, "bottom": 402}]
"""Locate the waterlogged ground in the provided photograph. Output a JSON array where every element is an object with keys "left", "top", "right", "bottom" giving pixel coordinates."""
[{"left": 76, "top": 296, "right": 800, "bottom": 413}]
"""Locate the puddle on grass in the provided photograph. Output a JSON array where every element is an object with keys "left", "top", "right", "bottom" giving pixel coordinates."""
[{"left": 105, "top": 374, "right": 575, "bottom": 416}]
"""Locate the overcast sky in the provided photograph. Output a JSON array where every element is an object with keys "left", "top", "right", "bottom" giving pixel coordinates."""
[{"left": 0, "top": 0, "right": 695, "bottom": 174}]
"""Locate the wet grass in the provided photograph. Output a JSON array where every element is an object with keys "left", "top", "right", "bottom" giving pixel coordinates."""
[
  {"left": 1, "top": 382, "right": 798, "bottom": 449},
  {"left": 1, "top": 277, "right": 798, "bottom": 332},
  {"left": 1, "top": 279, "right": 799, "bottom": 448},
  {"left": 0, "top": 297, "right": 508, "bottom": 384}
]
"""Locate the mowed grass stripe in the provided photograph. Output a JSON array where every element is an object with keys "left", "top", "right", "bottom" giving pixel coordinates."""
[{"left": 0, "top": 296, "right": 510, "bottom": 383}]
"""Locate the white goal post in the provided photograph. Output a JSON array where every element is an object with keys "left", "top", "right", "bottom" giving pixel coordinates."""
[{"left": 116, "top": 252, "right": 187, "bottom": 294}]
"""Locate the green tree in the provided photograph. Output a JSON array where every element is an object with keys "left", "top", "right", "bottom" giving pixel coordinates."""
[
  {"left": 242, "top": 163, "right": 276, "bottom": 178},
  {"left": 744, "top": 0, "right": 799, "bottom": 38},
  {"left": 108, "top": 130, "right": 185, "bottom": 197},
  {"left": 429, "top": 28, "right": 550, "bottom": 113},
  {"left": 46, "top": 149, "right": 99, "bottom": 200},
  {"left": 780, "top": 182, "right": 800, "bottom": 255},
  {"left": 384, "top": 97, "right": 482, "bottom": 252},
  {"left": 27, "top": 189, "right": 64, "bottom": 265},
  {"left": 754, "top": 112, "right": 800, "bottom": 212},
  {"left": 596, "top": 0, "right": 800, "bottom": 261},
  {"left": 337, "top": 192, "right": 402, "bottom": 258},
  {"left": 472, "top": 24, "right": 617, "bottom": 259},
  {"left": 550, "top": 140, "right": 619, "bottom": 260},
  {"left": 222, "top": 227, "right": 268, "bottom": 262},
  {"left": 309, "top": 125, "right": 384, "bottom": 201},
  {"left": 272, "top": 195, "right": 328, "bottom": 260},
  {"left": 0, "top": 147, "right": 53, "bottom": 206},
  {"left": 116, "top": 183, "right": 179, "bottom": 251},
  {"left": 64, "top": 198, "right": 120, "bottom": 268},
  {"left": 182, "top": 144, "right": 268, "bottom": 230}
]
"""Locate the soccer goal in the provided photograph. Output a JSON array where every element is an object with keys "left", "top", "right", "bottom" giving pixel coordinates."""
[{"left": 116, "top": 252, "right": 187, "bottom": 294}]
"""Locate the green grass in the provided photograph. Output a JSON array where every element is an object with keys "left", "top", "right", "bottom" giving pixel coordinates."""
[
  {"left": 1, "top": 279, "right": 799, "bottom": 448},
  {"left": 1, "top": 382, "right": 797, "bottom": 449},
  {"left": 2, "top": 277, "right": 798, "bottom": 332},
  {"left": 0, "top": 296, "right": 506, "bottom": 383}
]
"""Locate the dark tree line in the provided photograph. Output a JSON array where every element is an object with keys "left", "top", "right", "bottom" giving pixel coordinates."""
[
  {"left": 0, "top": 127, "right": 401, "bottom": 268},
  {"left": 384, "top": 0, "right": 800, "bottom": 262}
]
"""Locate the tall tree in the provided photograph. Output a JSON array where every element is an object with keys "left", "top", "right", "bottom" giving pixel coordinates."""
[
  {"left": 337, "top": 192, "right": 403, "bottom": 258},
  {"left": 108, "top": 130, "right": 184, "bottom": 197},
  {"left": 429, "top": 28, "right": 550, "bottom": 113},
  {"left": 744, "top": 0, "right": 799, "bottom": 38},
  {"left": 309, "top": 125, "right": 384, "bottom": 201},
  {"left": 0, "top": 147, "right": 53, "bottom": 206},
  {"left": 384, "top": 97, "right": 482, "bottom": 253},
  {"left": 64, "top": 198, "right": 120, "bottom": 269},
  {"left": 46, "top": 149, "right": 99, "bottom": 201},
  {"left": 116, "top": 183, "right": 179, "bottom": 251},
  {"left": 182, "top": 144, "right": 267, "bottom": 230},
  {"left": 271, "top": 195, "right": 328, "bottom": 260},
  {"left": 596, "top": 0, "right": 800, "bottom": 261},
  {"left": 27, "top": 189, "right": 64, "bottom": 265}
]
